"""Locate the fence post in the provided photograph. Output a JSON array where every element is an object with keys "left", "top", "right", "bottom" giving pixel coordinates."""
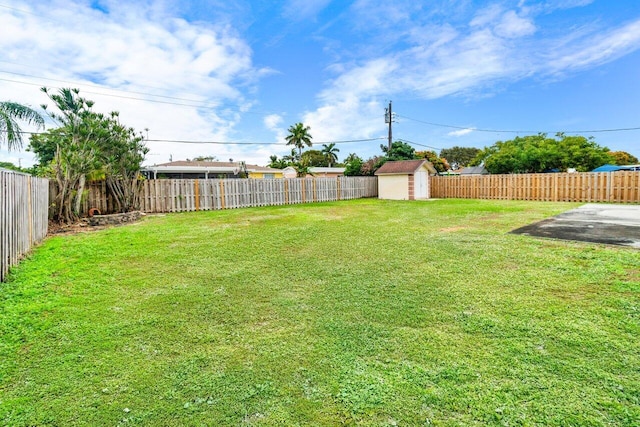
[
  {"left": 219, "top": 180, "right": 226, "bottom": 209},
  {"left": 313, "top": 179, "right": 317, "bottom": 202},
  {"left": 28, "top": 176, "right": 33, "bottom": 244},
  {"left": 194, "top": 179, "right": 200, "bottom": 211}
]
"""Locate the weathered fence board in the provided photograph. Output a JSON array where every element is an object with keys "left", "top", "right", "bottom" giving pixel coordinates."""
[
  {"left": 431, "top": 172, "right": 640, "bottom": 203},
  {"left": 55, "top": 176, "right": 378, "bottom": 216},
  {"left": 1, "top": 170, "right": 49, "bottom": 282}
]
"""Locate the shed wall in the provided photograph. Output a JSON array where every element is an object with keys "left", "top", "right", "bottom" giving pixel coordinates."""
[{"left": 378, "top": 175, "right": 410, "bottom": 200}]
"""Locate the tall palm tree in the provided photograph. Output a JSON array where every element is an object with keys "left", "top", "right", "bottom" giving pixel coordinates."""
[
  {"left": 0, "top": 101, "right": 45, "bottom": 151},
  {"left": 285, "top": 122, "right": 312, "bottom": 156},
  {"left": 321, "top": 143, "right": 340, "bottom": 167}
]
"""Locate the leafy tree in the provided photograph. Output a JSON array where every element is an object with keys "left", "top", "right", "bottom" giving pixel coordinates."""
[
  {"left": 300, "top": 149, "right": 328, "bottom": 167},
  {"left": 439, "top": 146, "right": 481, "bottom": 169},
  {"left": 36, "top": 88, "right": 147, "bottom": 223},
  {"left": 283, "top": 148, "right": 299, "bottom": 164},
  {"left": 609, "top": 151, "right": 638, "bottom": 165},
  {"left": 344, "top": 152, "right": 361, "bottom": 164},
  {"left": 285, "top": 122, "right": 312, "bottom": 155},
  {"left": 321, "top": 143, "right": 340, "bottom": 167},
  {"left": 381, "top": 141, "right": 415, "bottom": 160},
  {"left": 474, "top": 133, "right": 613, "bottom": 174},
  {"left": 0, "top": 101, "right": 45, "bottom": 151},
  {"left": 97, "top": 111, "right": 149, "bottom": 213},
  {"left": 292, "top": 161, "right": 312, "bottom": 177},
  {"left": 344, "top": 153, "right": 364, "bottom": 176},
  {"left": 39, "top": 88, "right": 102, "bottom": 222},
  {"left": 268, "top": 155, "right": 289, "bottom": 169},
  {"left": 0, "top": 161, "right": 29, "bottom": 173},
  {"left": 361, "top": 156, "right": 387, "bottom": 176},
  {"left": 29, "top": 127, "right": 66, "bottom": 167},
  {"left": 416, "top": 150, "right": 449, "bottom": 173},
  {"left": 191, "top": 155, "right": 218, "bottom": 162},
  {"left": 556, "top": 134, "right": 612, "bottom": 172}
]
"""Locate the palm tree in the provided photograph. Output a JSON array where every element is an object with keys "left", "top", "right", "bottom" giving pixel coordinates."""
[
  {"left": 282, "top": 148, "right": 299, "bottom": 164},
  {"left": 321, "top": 143, "right": 340, "bottom": 167},
  {"left": 344, "top": 152, "right": 361, "bottom": 164},
  {"left": 285, "top": 122, "right": 312, "bottom": 156},
  {"left": 0, "top": 101, "right": 45, "bottom": 151}
]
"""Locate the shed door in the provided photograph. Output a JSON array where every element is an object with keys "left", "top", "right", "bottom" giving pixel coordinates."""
[{"left": 414, "top": 171, "right": 428, "bottom": 199}]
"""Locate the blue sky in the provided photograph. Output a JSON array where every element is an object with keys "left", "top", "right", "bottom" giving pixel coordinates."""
[{"left": 1, "top": 0, "right": 639, "bottom": 167}]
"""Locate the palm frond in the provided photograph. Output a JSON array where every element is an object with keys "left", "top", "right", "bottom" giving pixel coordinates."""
[{"left": 0, "top": 101, "right": 45, "bottom": 151}]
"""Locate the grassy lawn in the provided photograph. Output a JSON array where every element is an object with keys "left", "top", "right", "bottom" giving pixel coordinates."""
[{"left": 1, "top": 198, "right": 639, "bottom": 426}]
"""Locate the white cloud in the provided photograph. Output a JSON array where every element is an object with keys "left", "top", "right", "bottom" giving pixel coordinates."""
[
  {"left": 547, "top": 19, "right": 640, "bottom": 73},
  {"left": 300, "top": 4, "right": 640, "bottom": 155},
  {"left": 0, "top": 0, "right": 269, "bottom": 166},
  {"left": 283, "top": 0, "right": 332, "bottom": 21},
  {"left": 302, "top": 95, "right": 383, "bottom": 143},
  {"left": 470, "top": 4, "right": 503, "bottom": 28},
  {"left": 448, "top": 128, "right": 474, "bottom": 137},
  {"left": 262, "top": 113, "right": 289, "bottom": 153},
  {"left": 263, "top": 114, "right": 283, "bottom": 131},
  {"left": 494, "top": 11, "right": 536, "bottom": 38}
]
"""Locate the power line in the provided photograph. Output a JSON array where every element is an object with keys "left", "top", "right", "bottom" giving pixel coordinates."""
[
  {"left": 146, "top": 137, "right": 386, "bottom": 145},
  {"left": 0, "top": 70, "right": 209, "bottom": 103},
  {"left": 0, "top": 60, "right": 212, "bottom": 99},
  {"left": 396, "top": 113, "right": 640, "bottom": 134},
  {"left": 0, "top": 3, "right": 39, "bottom": 16},
  {"left": 397, "top": 139, "right": 442, "bottom": 151},
  {"left": 0, "top": 77, "right": 219, "bottom": 108},
  {"left": 1, "top": 128, "right": 386, "bottom": 146},
  {"left": 0, "top": 73, "right": 279, "bottom": 116}
]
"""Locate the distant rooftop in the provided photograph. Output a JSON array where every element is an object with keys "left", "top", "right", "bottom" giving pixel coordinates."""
[{"left": 144, "top": 160, "right": 281, "bottom": 173}]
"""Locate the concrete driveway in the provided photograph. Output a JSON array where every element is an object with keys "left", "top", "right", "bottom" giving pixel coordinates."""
[{"left": 511, "top": 203, "right": 640, "bottom": 248}]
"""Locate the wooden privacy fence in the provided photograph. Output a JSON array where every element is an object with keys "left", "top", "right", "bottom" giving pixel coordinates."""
[
  {"left": 53, "top": 177, "right": 378, "bottom": 216},
  {"left": 1, "top": 170, "right": 49, "bottom": 282},
  {"left": 431, "top": 172, "right": 640, "bottom": 203}
]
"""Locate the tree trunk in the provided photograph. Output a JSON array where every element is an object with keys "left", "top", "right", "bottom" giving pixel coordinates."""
[{"left": 74, "top": 174, "right": 85, "bottom": 217}]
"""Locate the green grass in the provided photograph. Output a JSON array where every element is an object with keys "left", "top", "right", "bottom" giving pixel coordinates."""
[{"left": 1, "top": 199, "right": 639, "bottom": 426}]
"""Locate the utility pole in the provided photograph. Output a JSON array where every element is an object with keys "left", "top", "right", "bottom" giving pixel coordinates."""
[{"left": 385, "top": 101, "right": 393, "bottom": 151}]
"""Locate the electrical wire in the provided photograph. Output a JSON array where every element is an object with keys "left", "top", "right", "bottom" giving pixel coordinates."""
[
  {"left": 396, "top": 113, "right": 640, "bottom": 134},
  {"left": 0, "top": 77, "right": 219, "bottom": 108},
  {"left": 0, "top": 70, "right": 209, "bottom": 103},
  {"left": 397, "top": 139, "right": 442, "bottom": 151},
  {"left": 1, "top": 129, "right": 386, "bottom": 146},
  {"left": 0, "top": 73, "right": 280, "bottom": 116}
]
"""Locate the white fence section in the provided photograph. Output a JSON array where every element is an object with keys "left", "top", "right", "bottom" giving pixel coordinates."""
[
  {"left": 1, "top": 170, "right": 49, "bottom": 281},
  {"left": 136, "top": 177, "right": 378, "bottom": 213}
]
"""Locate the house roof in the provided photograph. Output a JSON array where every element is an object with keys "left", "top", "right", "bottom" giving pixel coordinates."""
[
  {"left": 374, "top": 160, "right": 436, "bottom": 175},
  {"left": 0, "top": 167, "right": 28, "bottom": 175},
  {"left": 592, "top": 164, "right": 640, "bottom": 172},
  {"left": 143, "top": 160, "right": 281, "bottom": 173},
  {"left": 309, "top": 167, "right": 346, "bottom": 173},
  {"left": 459, "top": 166, "right": 489, "bottom": 175}
]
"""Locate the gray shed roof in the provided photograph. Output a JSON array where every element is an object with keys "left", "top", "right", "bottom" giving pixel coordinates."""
[{"left": 459, "top": 166, "right": 489, "bottom": 175}]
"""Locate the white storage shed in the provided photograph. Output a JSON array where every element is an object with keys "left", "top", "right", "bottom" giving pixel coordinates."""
[{"left": 374, "top": 160, "right": 436, "bottom": 200}]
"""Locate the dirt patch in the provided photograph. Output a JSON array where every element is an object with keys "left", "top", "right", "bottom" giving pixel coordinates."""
[
  {"left": 48, "top": 213, "right": 145, "bottom": 236},
  {"left": 48, "top": 219, "right": 104, "bottom": 235}
]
